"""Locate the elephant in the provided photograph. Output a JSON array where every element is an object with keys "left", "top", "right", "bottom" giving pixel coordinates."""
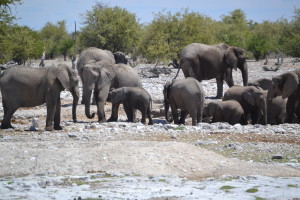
[
  {"left": 175, "top": 43, "right": 248, "bottom": 98},
  {"left": 247, "top": 78, "right": 272, "bottom": 90},
  {"left": 76, "top": 47, "right": 115, "bottom": 104},
  {"left": 163, "top": 77, "right": 205, "bottom": 126},
  {"left": 107, "top": 87, "right": 153, "bottom": 125},
  {"left": 223, "top": 86, "right": 268, "bottom": 125},
  {"left": 267, "top": 69, "right": 300, "bottom": 123},
  {"left": 82, "top": 60, "right": 141, "bottom": 123},
  {"left": 113, "top": 51, "right": 129, "bottom": 65},
  {"left": 0, "top": 64, "right": 79, "bottom": 131},
  {"left": 203, "top": 100, "right": 246, "bottom": 125}
]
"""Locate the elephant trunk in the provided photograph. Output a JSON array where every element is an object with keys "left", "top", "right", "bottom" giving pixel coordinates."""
[
  {"left": 71, "top": 89, "right": 79, "bottom": 123},
  {"left": 83, "top": 87, "right": 95, "bottom": 119},
  {"left": 164, "top": 101, "right": 173, "bottom": 123},
  {"left": 241, "top": 61, "right": 248, "bottom": 86}
]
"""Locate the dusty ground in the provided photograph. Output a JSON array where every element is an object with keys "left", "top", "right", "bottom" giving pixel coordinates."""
[{"left": 0, "top": 58, "right": 300, "bottom": 199}]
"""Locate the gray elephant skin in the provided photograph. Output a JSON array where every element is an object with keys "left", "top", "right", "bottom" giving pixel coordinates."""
[
  {"left": 163, "top": 77, "right": 205, "bottom": 126},
  {"left": 203, "top": 100, "right": 246, "bottom": 125},
  {"left": 248, "top": 78, "right": 272, "bottom": 90},
  {"left": 108, "top": 87, "right": 153, "bottom": 125},
  {"left": 82, "top": 60, "right": 141, "bottom": 123},
  {"left": 113, "top": 51, "right": 129, "bottom": 65},
  {"left": 223, "top": 86, "right": 268, "bottom": 125},
  {"left": 177, "top": 43, "right": 248, "bottom": 98},
  {"left": 0, "top": 64, "right": 79, "bottom": 131},
  {"left": 267, "top": 69, "right": 300, "bottom": 123}
]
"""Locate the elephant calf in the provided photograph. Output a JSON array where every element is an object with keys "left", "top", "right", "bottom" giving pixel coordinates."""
[
  {"left": 163, "top": 77, "right": 205, "bottom": 126},
  {"left": 203, "top": 100, "right": 246, "bottom": 125},
  {"left": 108, "top": 87, "right": 153, "bottom": 125}
]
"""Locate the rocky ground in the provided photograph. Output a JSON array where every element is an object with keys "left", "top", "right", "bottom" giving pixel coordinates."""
[{"left": 0, "top": 58, "right": 300, "bottom": 200}]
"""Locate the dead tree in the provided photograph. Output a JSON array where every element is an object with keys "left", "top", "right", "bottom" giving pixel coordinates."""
[{"left": 71, "top": 21, "right": 77, "bottom": 69}]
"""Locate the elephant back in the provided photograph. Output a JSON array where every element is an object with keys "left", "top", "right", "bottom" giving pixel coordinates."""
[{"left": 114, "top": 64, "right": 141, "bottom": 88}]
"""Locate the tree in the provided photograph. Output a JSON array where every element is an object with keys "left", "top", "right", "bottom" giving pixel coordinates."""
[
  {"left": 0, "top": 0, "right": 22, "bottom": 25},
  {"left": 39, "top": 20, "right": 70, "bottom": 59},
  {"left": 80, "top": 3, "right": 141, "bottom": 53}
]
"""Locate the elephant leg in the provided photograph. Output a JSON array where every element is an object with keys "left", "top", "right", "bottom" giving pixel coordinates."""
[
  {"left": 132, "top": 109, "right": 138, "bottom": 123},
  {"left": 123, "top": 104, "right": 133, "bottom": 122},
  {"left": 286, "top": 98, "right": 296, "bottom": 123},
  {"left": 0, "top": 100, "right": 17, "bottom": 129},
  {"left": 178, "top": 111, "right": 188, "bottom": 124},
  {"left": 216, "top": 78, "right": 224, "bottom": 99},
  {"left": 190, "top": 111, "right": 197, "bottom": 126},
  {"left": 171, "top": 105, "right": 179, "bottom": 124},
  {"left": 54, "top": 99, "right": 62, "bottom": 130},
  {"left": 107, "top": 103, "right": 120, "bottom": 122},
  {"left": 97, "top": 100, "right": 107, "bottom": 123},
  {"left": 45, "top": 104, "right": 56, "bottom": 131},
  {"left": 147, "top": 106, "right": 153, "bottom": 125}
]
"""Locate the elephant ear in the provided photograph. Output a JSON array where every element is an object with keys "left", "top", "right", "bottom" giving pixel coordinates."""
[
  {"left": 98, "top": 65, "right": 116, "bottom": 90},
  {"left": 225, "top": 47, "right": 237, "bottom": 70},
  {"left": 242, "top": 90, "right": 256, "bottom": 106},
  {"left": 282, "top": 72, "right": 299, "bottom": 99},
  {"left": 57, "top": 64, "right": 72, "bottom": 90}
]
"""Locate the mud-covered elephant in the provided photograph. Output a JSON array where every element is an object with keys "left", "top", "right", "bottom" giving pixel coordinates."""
[
  {"left": 248, "top": 78, "right": 272, "bottom": 90},
  {"left": 176, "top": 43, "right": 248, "bottom": 98},
  {"left": 0, "top": 64, "right": 79, "bottom": 131},
  {"left": 163, "top": 77, "right": 205, "bottom": 126},
  {"left": 203, "top": 100, "right": 246, "bottom": 125},
  {"left": 108, "top": 87, "right": 153, "bottom": 125},
  {"left": 223, "top": 86, "right": 268, "bottom": 125},
  {"left": 82, "top": 60, "right": 141, "bottom": 122},
  {"left": 76, "top": 47, "right": 115, "bottom": 103},
  {"left": 267, "top": 69, "right": 300, "bottom": 123}
]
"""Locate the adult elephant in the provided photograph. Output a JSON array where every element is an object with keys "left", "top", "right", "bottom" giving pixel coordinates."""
[
  {"left": 82, "top": 60, "right": 141, "bottom": 123},
  {"left": 176, "top": 43, "right": 248, "bottom": 98},
  {"left": 0, "top": 64, "right": 79, "bottom": 131},
  {"left": 76, "top": 47, "right": 116, "bottom": 104},
  {"left": 223, "top": 86, "right": 268, "bottom": 125},
  {"left": 267, "top": 69, "right": 300, "bottom": 123}
]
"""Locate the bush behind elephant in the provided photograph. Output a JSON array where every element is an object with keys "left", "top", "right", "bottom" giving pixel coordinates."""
[
  {"left": 203, "top": 100, "right": 246, "bottom": 125},
  {"left": 82, "top": 60, "right": 141, "bottom": 123},
  {"left": 176, "top": 43, "right": 248, "bottom": 98},
  {"left": 163, "top": 77, "right": 205, "bottom": 126},
  {"left": 108, "top": 87, "right": 153, "bottom": 125},
  {"left": 0, "top": 64, "right": 79, "bottom": 131}
]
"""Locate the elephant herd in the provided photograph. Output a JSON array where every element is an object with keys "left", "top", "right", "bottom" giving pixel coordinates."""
[{"left": 0, "top": 43, "right": 299, "bottom": 130}]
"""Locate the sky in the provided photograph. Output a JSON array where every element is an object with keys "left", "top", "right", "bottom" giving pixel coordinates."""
[{"left": 13, "top": 0, "right": 300, "bottom": 33}]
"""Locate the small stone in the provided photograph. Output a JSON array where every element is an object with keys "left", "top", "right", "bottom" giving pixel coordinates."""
[
  {"left": 67, "top": 132, "right": 77, "bottom": 138},
  {"left": 272, "top": 154, "right": 283, "bottom": 159}
]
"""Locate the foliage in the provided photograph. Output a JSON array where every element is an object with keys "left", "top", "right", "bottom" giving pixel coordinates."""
[
  {"left": 0, "top": 0, "right": 22, "bottom": 25},
  {"left": 39, "top": 20, "right": 70, "bottom": 59},
  {"left": 138, "top": 9, "right": 218, "bottom": 63},
  {"left": 80, "top": 3, "right": 141, "bottom": 53},
  {"left": 0, "top": 25, "right": 43, "bottom": 64}
]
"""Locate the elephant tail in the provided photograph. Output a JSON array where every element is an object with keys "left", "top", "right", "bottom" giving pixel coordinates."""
[{"left": 168, "top": 58, "right": 181, "bottom": 80}]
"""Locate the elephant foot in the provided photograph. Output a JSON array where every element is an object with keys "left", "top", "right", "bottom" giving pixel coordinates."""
[
  {"left": 45, "top": 126, "right": 54, "bottom": 131},
  {"left": 148, "top": 120, "right": 154, "bottom": 125},
  {"left": 214, "top": 95, "right": 223, "bottom": 99},
  {"left": 54, "top": 124, "right": 63, "bottom": 130},
  {"left": 107, "top": 117, "right": 118, "bottom": 122},
  {"left": 98, "top": 119, "right": 107, "bottom": 123},
  {"left": 0, "top": 123, "right": 14, "bottom": 129}
]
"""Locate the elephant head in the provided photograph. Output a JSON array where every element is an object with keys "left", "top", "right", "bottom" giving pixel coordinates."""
[
  {"left": 267, "top": 71, "right": 299, "bottom": 100},
  {"left": 57, "top": 64, "right": 80, "bottom": 123},
  {"left": 107, "top": 87, "right": 126, "bottom": 105},
  {"left": 113, "top": 51, "right": 129, "bottom": 65},
  {"left": 224, "top": 46, "right": 248, "bottom": 87},
  {"left": 202, "top": 101, "right": 215, "bottom": 122},
  {"left": 163, "top": 79, "right": 174, "bottom": 123},
  {"left": 82, "top": 61, "right": 116, "bottom": 119},
  {"left": 243, "top": 89, "right": 268, "bottom": 124}
]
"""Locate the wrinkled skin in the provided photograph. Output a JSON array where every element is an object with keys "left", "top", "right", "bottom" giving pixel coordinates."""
[
  {"left": 203, "top": 100, "right": 246, "bottom": 125},
  {"left": 248, "top": 78, "right": 272, "bottom": 90},
  {"left": 267, "top": 69, "right": 300, "bottom": 123},
  {"left": 82, "top": 61, "right": 141, "bottom": 123},
  {"left": 223, "top": 86, "right": 268, "bottom": 125},
  {"left": 177, "top": 43, "right": 248, "bottom": 99},
  {"left": 76, "top": 47, "right": 115, "bottom": 104},
  {"left": 108, "top": 87, "right": 153, "bottom": 125},
  {"left": 0, "top": 64, "right": 79, "bottom": 131},
  {"left": 163, "top": 77, "right": 205, "bottom": 126}
]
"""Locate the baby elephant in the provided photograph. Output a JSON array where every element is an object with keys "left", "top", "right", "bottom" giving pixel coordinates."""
[
  {"left": 108, "top": 87, "right": 153, "bottom": 125},
  {"left": 203, "top": 100, "right": 246, "bottom": 125}
]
